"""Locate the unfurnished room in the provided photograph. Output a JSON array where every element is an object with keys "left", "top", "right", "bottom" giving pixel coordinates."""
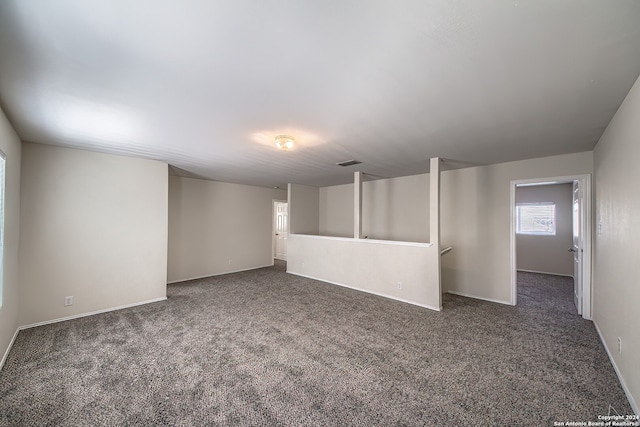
[{"left": 0, "top": 1, "right": 639, "bottom": 426}]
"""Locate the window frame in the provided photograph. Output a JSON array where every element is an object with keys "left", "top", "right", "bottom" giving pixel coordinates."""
[{"left": 516, "top": 202, "right": 556, "bottom": 236}]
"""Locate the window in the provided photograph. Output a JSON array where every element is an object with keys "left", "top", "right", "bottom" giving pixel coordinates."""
[
  {"left": 0, "top": 152, "right": 4, "bottom": 307},
  {"left": 516, "top": 202, "right": 556, "bottom": 235}
]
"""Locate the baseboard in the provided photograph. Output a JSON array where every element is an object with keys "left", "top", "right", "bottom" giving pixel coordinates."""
[
  {"left": 593, "top": 321, "right": 639, "bottom": 415},
  {"left": 0, "top": 327, "right": 20, "bottom": 372},
  {"left": 20, "top": 297, "right": 167, "bottom": 330},
  {"left": 446, "top": 290, "right": 511, "bottom": 306},
  {"left": 287, "top": 271, "right": 442, "bottom": 312},
  {"left": 516, "top": 269, "right": 573, "bottom": 278},
  {"left": 167, "top": 264, "right": 274, "bottom": 284}
]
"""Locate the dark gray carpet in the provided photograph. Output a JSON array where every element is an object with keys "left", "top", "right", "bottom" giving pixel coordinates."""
[{"left": 0, "top": 264, "right": 632, "bottom": 426}]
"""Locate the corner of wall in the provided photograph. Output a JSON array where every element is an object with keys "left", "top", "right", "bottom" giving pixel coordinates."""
[
  {"left": 0, "top": 106, "right": 22, "bottom": 371},
  {"left": 18, "top": 144, "right": 168, "bottom": 326},
  {"left": 592, "top": 73, "right": 640, "bottom": 416}
]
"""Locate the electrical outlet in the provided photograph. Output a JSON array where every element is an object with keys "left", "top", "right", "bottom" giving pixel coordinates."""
[
  {"left": 64, "top": 296, "right": 73, "bottom": 307},
  {"left": 598, "top": 222, "right": 603, "bottom": 236},
  {"left": 617, "top": 337, "right": 622, "bottom": 353},
  {"left": 228, "top": 259, "right": 232, "bottom": 265},
  {"left": 397, "top": 282, "right": 402, "bottom": 290}
]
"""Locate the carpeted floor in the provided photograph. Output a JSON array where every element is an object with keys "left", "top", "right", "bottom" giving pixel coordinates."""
[{"left": 0, "top": 263, "right": 632, "bottom": 426}]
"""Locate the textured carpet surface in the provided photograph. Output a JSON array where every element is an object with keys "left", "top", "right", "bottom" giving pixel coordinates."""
[{"left": 0, "top": 264, "right": 632, "bottom": 426}]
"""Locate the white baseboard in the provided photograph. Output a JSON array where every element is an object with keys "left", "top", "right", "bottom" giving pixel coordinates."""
[
  {"left": 287, "top": 270, "right": 442, "bottom": 312},
  {"left": 517, "top": 269, "right": 573, "bottom": 278},
  {"left": 446, "top": 290, "right": 511, "bottom": 306},
  {"left": 2, "top": 297, "right": 167, "bottom": 372},
  {"left": 0, "top": 327, "right": 20, "bottom": 372},
  {"left": 20, "top": 297, "right": 167, "bottom": 330},
  {"left": 167, "top": 264, "right": 274, "bottom": 284},
  {"left": 593, "top": 321, "right": 639, "bottom": 415}
]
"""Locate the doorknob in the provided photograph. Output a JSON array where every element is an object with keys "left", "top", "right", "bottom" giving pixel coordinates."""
[{"left": 568, "top": 248, "right": 576, "bottom": 252}]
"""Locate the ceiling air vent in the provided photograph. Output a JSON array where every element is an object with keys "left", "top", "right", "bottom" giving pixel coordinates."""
[{"left": 336, "top": 160, "right": 362, "bottom": 167}]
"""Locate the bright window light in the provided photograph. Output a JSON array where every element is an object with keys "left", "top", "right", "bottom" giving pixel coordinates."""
[{"left": 516, "top": 203, "right": 556, "bottom": 235}]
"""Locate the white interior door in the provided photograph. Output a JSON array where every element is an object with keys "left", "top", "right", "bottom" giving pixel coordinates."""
[
  {"left": 571, "top": 181, "right": 583, "bottom": 315},
  {"left": 274, "top": 202, "right": 288, "bottom": 261}
]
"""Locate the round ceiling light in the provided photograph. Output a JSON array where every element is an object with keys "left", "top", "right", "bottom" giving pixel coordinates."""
[{"left": 275, "top": 135, "right": 295, "bottom": 150}]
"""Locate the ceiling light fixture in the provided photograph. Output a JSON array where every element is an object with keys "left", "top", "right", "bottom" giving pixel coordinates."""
[{"left": 275, "top": 135, "right": 295, "bottom": 150}]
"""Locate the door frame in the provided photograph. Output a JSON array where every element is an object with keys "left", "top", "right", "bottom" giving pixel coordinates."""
[
  {"left": 509, "top": 174, "right": 592, "bottom": 319},
  {"left": 272, "top": 199, "right": 288, "bottom": 262}
]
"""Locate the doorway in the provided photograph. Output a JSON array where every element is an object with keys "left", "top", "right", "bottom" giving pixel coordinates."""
[
  {"left": 510, "top": 175, "right": 592, "bottom": 319},
  {"left": 273, "top": 201, "right": 288, "bottom": 261}
]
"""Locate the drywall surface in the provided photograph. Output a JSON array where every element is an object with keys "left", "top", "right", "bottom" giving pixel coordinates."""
[
  {"left": 441, "top": 151, "right": 593, "bottom": 303},
  {"left": 319, "top": 174, "right": 430, "bottom": 242},
  {"left": 168, "top": 176, "right": 286, "bottom": 283},
  {"left": 516, "top": 183, "right": 573, "bottom": 276},
  {"left": 593, "top": 75, "right": 640, "bottom": 414},
  {"left": 319, "top": 183, "right": 353, "bottom": 237},
  {"left": 0, "top": 107, "right": 21, "bottom": 367},
  {"left": 287, "top": 235, "right": 440, "bottom": 310},
  {"left": 19, "top": 143, "right": 168, "bottom": 326},
  {"left": 288, "top": 184, "right": 319, "bottom": 235},
  {"left": 364, "top": 174, "right": 429, "bottom": 242}
]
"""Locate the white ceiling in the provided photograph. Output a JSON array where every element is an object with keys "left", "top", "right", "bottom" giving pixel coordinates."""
[{"left": 1, "top": 1, "right": 640, "bottom": 188}]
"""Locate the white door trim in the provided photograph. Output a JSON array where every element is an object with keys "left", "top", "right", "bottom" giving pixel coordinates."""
[
  {"left": 272, "top": 199, "right": 287, "bottom": 261},
  {"left": 509, "top": 174, "right": 592, "bottom": 320}
]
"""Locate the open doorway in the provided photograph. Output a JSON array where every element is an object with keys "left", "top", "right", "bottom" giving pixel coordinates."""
[
  {"left": 273, "top": 200, "right": 288, "bottom": 261},
  {"left": 510, "top": 175, "right": 592, "bottom": 319}
]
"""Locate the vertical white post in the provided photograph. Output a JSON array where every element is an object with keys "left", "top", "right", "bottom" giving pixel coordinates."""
[
  {"left": 354, "top": 171, "right": 363, "bottom": 239},
  {"left": 287, "top": 183, "right": 293, "bottom": 235},
  {"left": 430, "top": 158, "right": 442, "bottom": 299}
]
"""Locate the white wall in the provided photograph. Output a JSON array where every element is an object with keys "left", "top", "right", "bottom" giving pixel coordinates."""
[
  {"left": 287, "top": 235, "right": 440, "bottom": 310},
  {"left": 288, "top": 184, "right": 319, "bottom": 235},
  {"left": 167, "top": 176, "right": 286, "bottom": 283},
  {"left": 290, "top": 169, "right": 439, "bottom": 310},
  {"left": 593, "top": 75, "right": 640, "bottom": 414},
  {"left": 441, "top": 151, "right": 593, "bottom": 303},
  {"left": 19, "top": 143, "right": 169, "bottom": 326},
  {"left": 319, "top": 174, "right": 430, "bottom": 242},
  {"left": 317, "top": 155, "right": 591, "bottom": 303},
  {"left": 516, "top": 183, "right": 573, "bottom": 276},
  {"left": 0, "top": 107, "right": 21, "bottom": 367}
]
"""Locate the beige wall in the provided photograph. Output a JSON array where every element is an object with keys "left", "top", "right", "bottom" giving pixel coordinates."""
[
  {"left": 319, "top": 183, "right": 353, "bottom": 237},
  {"left": 516, "top": 183, "right": 573, "bottom": 276},
  {"left": 288, "top": 184, "right": 319, "bottom": 235},
  {"left": 168, "top": 176, "right": 286, "bottom": 283},
  {"left": 319, "top": 174, "right": 430, "bottom": 242},
  {"left": 364, "top": 174, "right": 429, "bottom": 242},
  {"left": 441, "top": 151, "right": 593, "bottom": 303},
  {"left": 593, "top": 75, "right": 640, "bottom": 413},
  {"left": 0, "top": 108, "right": 22, "bottom": 367},
  {"left": 19, "top": 143, "right": 169, "bottom": 326}
]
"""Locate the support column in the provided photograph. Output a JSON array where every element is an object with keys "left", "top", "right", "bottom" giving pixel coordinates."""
[
  {"left": 354, "top": 171, "right": 363, "bottom": 239},
  {"left": 429, "top": 158, "right": 442, "bottom": 297}
]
